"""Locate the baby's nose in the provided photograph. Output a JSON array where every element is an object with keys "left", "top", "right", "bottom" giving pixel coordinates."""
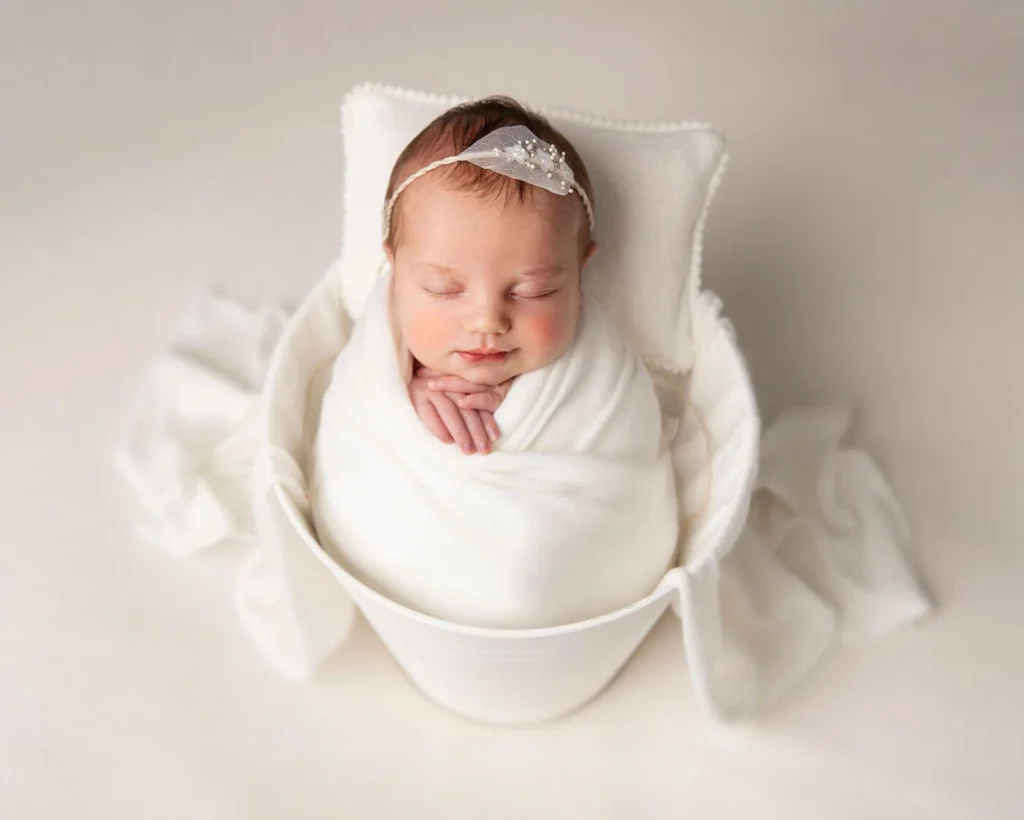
[{"left": 464, "top": 300, "right": 510, "bottom": 335}]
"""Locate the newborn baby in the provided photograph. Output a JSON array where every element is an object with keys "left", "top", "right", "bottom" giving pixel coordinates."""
[{"left": 311, "top": 97, "right": 679, "bottom": 628}]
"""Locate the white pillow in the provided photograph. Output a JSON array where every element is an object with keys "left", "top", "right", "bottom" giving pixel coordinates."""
[{"left": 338, "top": 83, "right": 726, "bottom": 372}]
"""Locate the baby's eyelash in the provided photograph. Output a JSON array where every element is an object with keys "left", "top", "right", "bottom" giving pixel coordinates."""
[
  {"left": 422, "top": 287, "right": 558, "bottom": 301},
  {"left": 423, "top": 287, "right": 462, "bottom": 300},
  {"left": 512, "top": 289, "right": 558, "bottom": 300}
]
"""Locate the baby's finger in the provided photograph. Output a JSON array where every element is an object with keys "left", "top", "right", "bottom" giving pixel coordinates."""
[
  {"left": 461, "top": 409, "right": 491, "bottom": 454},
  {"left": 480, "top": 410, "right": 501, "bottom": 443},
  {"left": 432, "top": 394, "right": 475, "bottom": 454},
  {"left": 427, "top": 375, "right": 492, "bottom": 395},
  {"left": 414, "top": 395, "right": 453, "bottom": 443},
  {"left": 456, "top": 392, "right": 502, "bottom": 413}
]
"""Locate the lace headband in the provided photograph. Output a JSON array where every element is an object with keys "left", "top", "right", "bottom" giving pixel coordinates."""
[{"left": 382, "top": 125, "right": 596, "bottom": 241}]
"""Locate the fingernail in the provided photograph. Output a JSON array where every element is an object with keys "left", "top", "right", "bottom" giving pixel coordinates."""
[
  {"left": 428, "top": 380, "right": 441, "bottom": 390},
  {"left": 488, "top": 428, "right": 499, "bottom": 442}
]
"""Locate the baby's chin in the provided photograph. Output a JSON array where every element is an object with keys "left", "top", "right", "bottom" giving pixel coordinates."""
[{"left": 451, "top": 359, "right": 522, "bottom": 386}]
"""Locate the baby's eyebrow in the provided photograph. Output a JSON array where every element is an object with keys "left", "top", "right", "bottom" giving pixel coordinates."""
[
  {"left": 518, "top": 265, "right": 565, "bottom": 278},
  {"left": 416, "top": 262, "right": 460, "bottom": 275}
]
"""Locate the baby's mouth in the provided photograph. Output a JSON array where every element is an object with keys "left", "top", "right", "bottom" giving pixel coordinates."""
[{"left": 458, "top": 349, "right": 511, "bottom": 364}]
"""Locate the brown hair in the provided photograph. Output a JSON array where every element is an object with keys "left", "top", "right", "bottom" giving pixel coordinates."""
[{"left": 383, "top": 96, "right": 594, "bottom": 250}]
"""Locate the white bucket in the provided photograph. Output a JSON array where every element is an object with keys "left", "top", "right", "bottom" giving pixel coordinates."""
[{"left": 256, "top": 267, "right": 759, "bottom": 724}]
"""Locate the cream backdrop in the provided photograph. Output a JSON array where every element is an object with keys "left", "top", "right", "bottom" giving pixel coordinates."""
[{"left": 1, "top": 1, "right": 1021, "bottom": 818}]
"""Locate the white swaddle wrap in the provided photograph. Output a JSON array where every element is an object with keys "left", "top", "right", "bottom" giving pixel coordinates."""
[{"left": 310, "top": 274, "right": 679, "bottom": 629}]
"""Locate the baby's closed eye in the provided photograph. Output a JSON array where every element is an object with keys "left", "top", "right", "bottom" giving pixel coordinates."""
[
  {"left": 511, "top": 287, "right": 558, "bottom": 300},
  {"left": 422, "top": 283, "right": 464, "bottom": 299}
]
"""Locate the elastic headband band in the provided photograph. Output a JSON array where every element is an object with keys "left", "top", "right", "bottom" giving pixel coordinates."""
[{"left": 382, "top": 124, "right": 595, "bottom": 241}]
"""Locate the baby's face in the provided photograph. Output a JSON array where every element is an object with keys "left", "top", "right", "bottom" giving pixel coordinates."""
[{"left": 388, "top": 177, "right": 594, "bottom": 386}]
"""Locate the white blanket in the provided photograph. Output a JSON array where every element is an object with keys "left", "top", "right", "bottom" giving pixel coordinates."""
[
  {"left": 310, "top": 276, "right": 679, "bottom": 628},
  {"left": 118, "top": 289, "right": 929, "bottom": 718}
]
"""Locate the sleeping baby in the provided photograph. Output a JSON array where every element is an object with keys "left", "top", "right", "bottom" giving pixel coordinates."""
[{"left": 311, "top": 97, "right": 679, "bottom": 629}]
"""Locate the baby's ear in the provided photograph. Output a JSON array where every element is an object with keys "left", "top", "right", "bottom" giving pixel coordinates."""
[
  {"left": 581, "top": 240, "right": 598, "bottom": 268},
  {"left": 383, "top": 243, "right": 395, "bottom": 269}
]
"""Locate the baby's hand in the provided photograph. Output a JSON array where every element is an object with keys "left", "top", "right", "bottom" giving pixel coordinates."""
[
  {"left": 421, "top": 369, "right": 512, "bottom": 414},
  {"left": 409, "top": 367, "right": 510, "bottom": 454}
]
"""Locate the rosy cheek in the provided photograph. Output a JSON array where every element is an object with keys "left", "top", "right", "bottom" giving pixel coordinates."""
[
  {"left": 402, "top": 301, "right": 452, "bottom": 358},
  {"left": 520, "top": 309, "right": 573, "bottom": 356}
]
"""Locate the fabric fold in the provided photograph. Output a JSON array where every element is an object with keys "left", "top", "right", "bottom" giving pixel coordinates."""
[
  {"left": 117, "top": 292, "right": 287, "bottom": 555},
  {"left": 690, "top": 405, "right": 931, "bottom": 717}
]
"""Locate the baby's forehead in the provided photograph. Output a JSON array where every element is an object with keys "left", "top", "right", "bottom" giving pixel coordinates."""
[{"left": 401, "top": 172, "right": 583, "bottom": 236}]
